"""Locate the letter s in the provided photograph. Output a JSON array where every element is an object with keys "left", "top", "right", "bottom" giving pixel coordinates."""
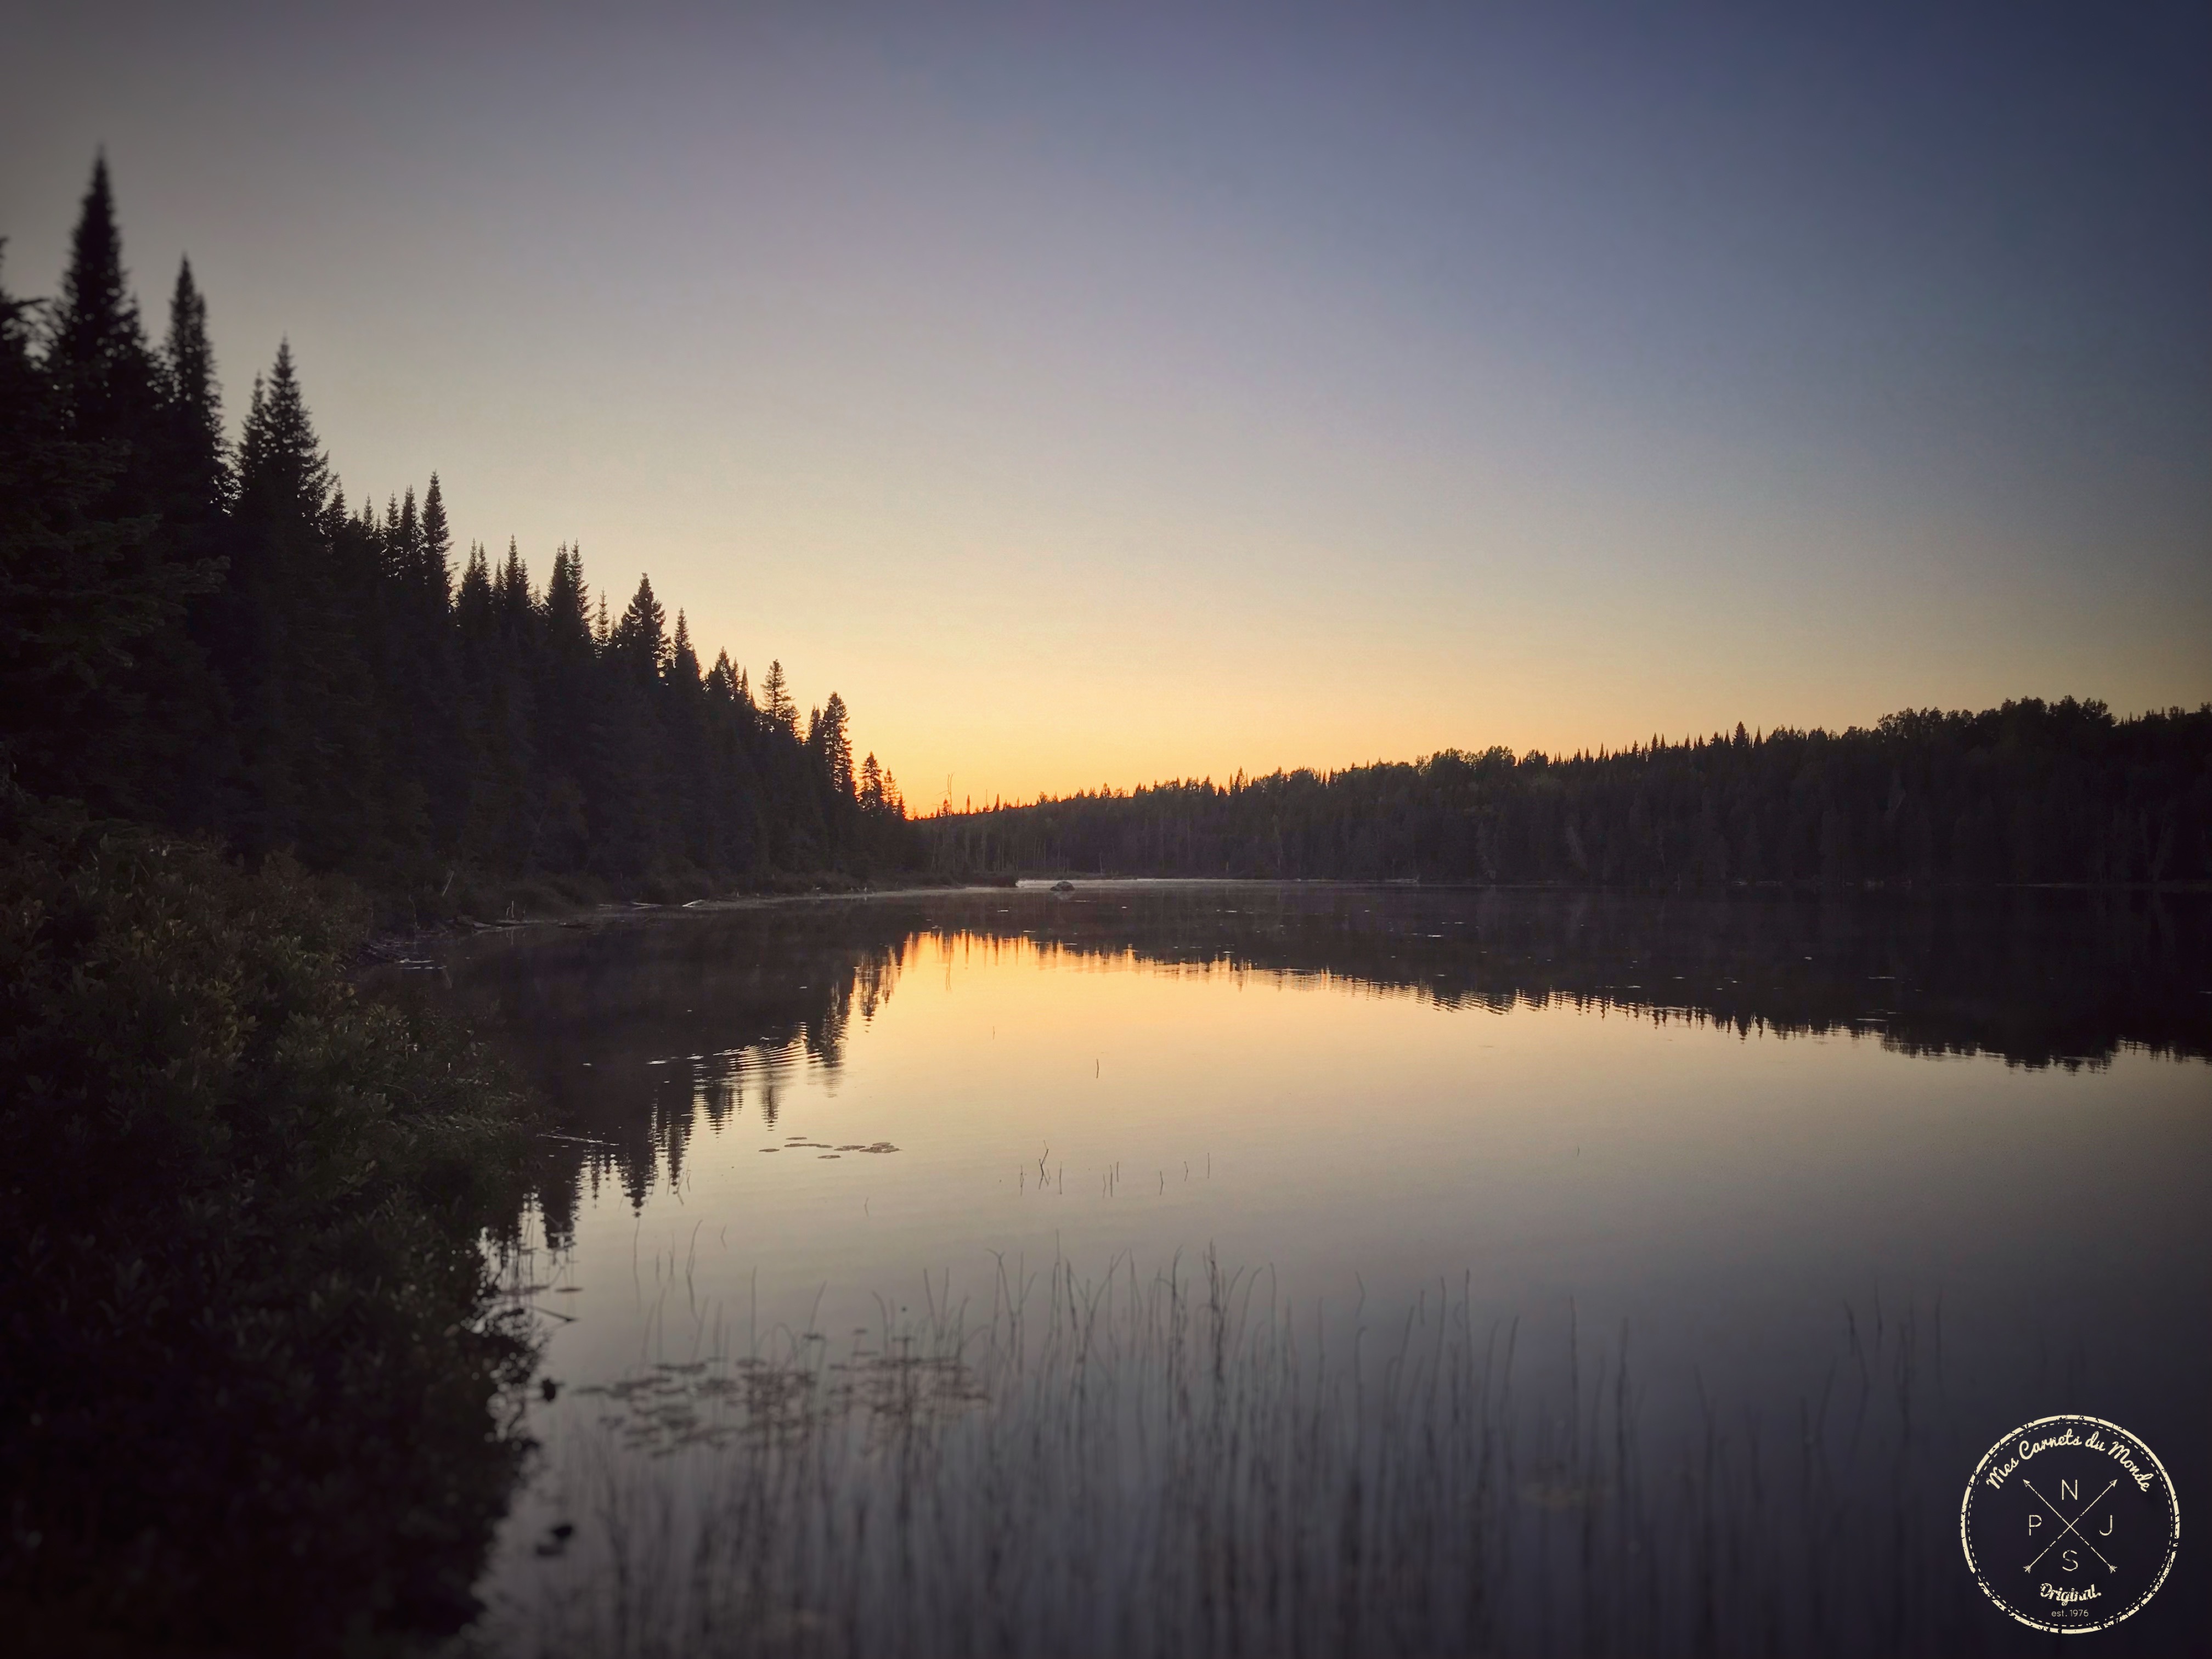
[{"left": 2063, "top": 1549, "right": 2078, "bottom": 1572}]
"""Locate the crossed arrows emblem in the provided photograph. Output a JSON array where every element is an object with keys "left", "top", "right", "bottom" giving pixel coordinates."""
[{"left": 2022, "top": 1477, "right": 2117, "bottom": 1576}]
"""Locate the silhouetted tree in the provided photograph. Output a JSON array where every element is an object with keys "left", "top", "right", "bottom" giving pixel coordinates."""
[
  {"left": 49, "top": 157, "right": 161, "bottom": 461},
  {"left": 0, "top": 156, "right": 933, "bottom": 891},
  {"left": 0, "top": 249, "right": 170, "bottom": 795},
  {"left": 923, "top": 701, "right": 2212, "bottom": 889}
]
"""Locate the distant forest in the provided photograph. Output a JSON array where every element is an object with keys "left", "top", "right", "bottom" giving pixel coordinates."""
[
  {"left": 8, "top": 162, "right": 2208, "bottom": 902},
  {"left": 928, "top": 700, "right": 2212, "bottom": 887},
  {"left": 2, "top": 160, "right": 912, "bottom": 894}
]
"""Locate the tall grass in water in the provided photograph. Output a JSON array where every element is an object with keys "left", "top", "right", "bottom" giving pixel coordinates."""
[{"left": 486, "top": 1256, "right": 1984, "bottom": 1659}]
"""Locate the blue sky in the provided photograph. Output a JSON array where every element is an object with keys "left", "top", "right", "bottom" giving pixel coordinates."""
[{"left": 6, "top": 2, "right": 2206, "bottom": 801}]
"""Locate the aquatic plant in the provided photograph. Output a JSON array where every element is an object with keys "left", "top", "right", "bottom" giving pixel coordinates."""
[{"left": 489, "top": 1257, "right": 1987, "bottom": 1658}]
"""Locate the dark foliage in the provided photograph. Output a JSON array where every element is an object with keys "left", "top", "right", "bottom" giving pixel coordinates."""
[
  {"left": 929, "top": 702, "right": 2212, "bottom": 887},
  {"left": 1, "top": 162, "right": 915, "bottom": 898},
  {"left": 0, "top": 156, "right": 925, "bottom": 1652},
  {"left": 0, "top": 799, "right": 537, "bottom": 1652}
]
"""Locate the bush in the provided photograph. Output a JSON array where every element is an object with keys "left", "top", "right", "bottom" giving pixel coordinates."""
[{"left": 0, "top": 800, "right": 537, "bottom": 1654}]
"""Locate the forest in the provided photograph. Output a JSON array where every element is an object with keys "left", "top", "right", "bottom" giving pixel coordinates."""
[
  {"left": 2, "top": 159, "right": 915, "bottom": 905},
  {"left": 0, "top": 158, "right": 919, "bottom": 1651},
  {"left": 4, "top": 149, "right": 2209, "bottom": 1658},
  {"left": 926, "top": 699, "right": 2212, "bottom": 887},
  {"left": 10, "top": 162, "right": 2204, "bottom": 910}
]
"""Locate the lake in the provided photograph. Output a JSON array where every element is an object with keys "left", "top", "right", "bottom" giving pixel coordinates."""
[{"left": 406, "top": 883, "right": 2210, "bottom": 1657}]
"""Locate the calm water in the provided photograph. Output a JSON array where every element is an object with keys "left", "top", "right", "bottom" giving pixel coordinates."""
[{"left": 411, "top": 884, "right": 2211, "bottom": 1656}]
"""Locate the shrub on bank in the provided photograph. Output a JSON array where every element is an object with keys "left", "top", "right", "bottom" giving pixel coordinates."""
[{"left": 0, "top": 800, "right": 537, "bottom": 1654}]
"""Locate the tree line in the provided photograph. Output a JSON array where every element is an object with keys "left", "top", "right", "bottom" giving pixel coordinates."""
[
  {"left": 928, "top": 699, "right": 2212, "bottom": 886},
  {"left": 2, "top": 159, "right": 915, "bottom": 897}
]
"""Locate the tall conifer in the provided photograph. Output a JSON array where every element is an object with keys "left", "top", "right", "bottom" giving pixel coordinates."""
[
  {"left": 235, "top": 343, "right": 330, "bottom": 524},
  {"left": 669, "top": 611, "right": 701, "bottom": 690},
  {"left": 456, "top": 541, "right": 493, "bottom": 632},
  {"left": 50, "top": 157, "right": 159, "bottom": 454},
  {"left": 158, "top": 258, "right": 228, "bottom": 518},
  {"left": 419, "top": 474, "right": 454, "bottom": 608},
  {"left": 0, "top": 249, "right": 165, "bottom": 794},
  {"left": 761, "top": 660, "right": 794, "bottom": 735},
  {"left": 498, "top": 538, "right": 532, "bottom": 634},
  {"left": 817, "top": 692, "right": 853, "bottom": 797},
  {"left": 388, "top": 488, "right": 420, "bottom": 586},
  {"left": 9, "top": 157, "right": 919, "bottom": 883},
  {"left": 544, "top": 545, "right": 591, "bottom": 654},
  {"left": 614, "top": 574, "right": 667, "bottom": 678}
]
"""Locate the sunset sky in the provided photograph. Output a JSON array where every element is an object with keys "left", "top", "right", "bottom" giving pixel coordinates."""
[{"left": 7, "top": 2, "right": 2207, "bottom": 806}]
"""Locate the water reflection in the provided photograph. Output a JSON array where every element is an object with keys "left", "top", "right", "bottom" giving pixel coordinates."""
[
  {"left": 402, "top": 884, "right": 2210, "bottom": 1656},
  {"left": 413, "top": 884, "right": 2212, "bottom": 1227}
]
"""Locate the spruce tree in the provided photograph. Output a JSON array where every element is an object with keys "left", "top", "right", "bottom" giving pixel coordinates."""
[
  {"left": 498, "top": 538, "right": 531, "bottom": 636},
  {"left": 419, "top": 473, "right": 454, "bottom": 609},
  {"left": 50, "top": 157, "right": 160, "bottom": 457},
  {"left": 387, "top": 488, "right": 420, "bottom": 586},
  {"left": 235, "top": 343, "right": 331, "bottom": 523},
  {"left": 157, "top": 258, "right": 229, "bottom": 520},
  {"left": 456, "top": 541, "right": 493, "bottom": 635},
  {"left": 120, "top": 256, "right": 238, "bottom": 828},
  {"left": 529, "top": 545, "right": 598, "bottom": 870},
  {"left": 669, "top": 610, "right": 701, "bottom": 691},
  {"left": 389, "top": 475, "right": 465, "bottom": 855},
  {"left": 760, "top": 659, "right": 795, "bottom": 736},
  {"left": 543, "top": 545, "right": 590, "bottom": 655},
  {"left": 613, "top": 574, "right": 667, "bottom": 680},
  {"left": 8, "top": 154, "right": 925, "bottom": 883},
  {"left": 222, "top": 342, "right": 381, "bottom": 863},
  {"left": 817, "top": 692, "right": 854, "bottom": 797},
  {"left": 27, "top": 160, "right": 219, "bottom": 814},
  {"left": 0, "top": 250, "right": 164, "bottom": 794}
]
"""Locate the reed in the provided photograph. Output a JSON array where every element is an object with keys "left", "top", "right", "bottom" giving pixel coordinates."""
[{"left": 479, "top": 1257, "right": 1988, "bottom": 1659}]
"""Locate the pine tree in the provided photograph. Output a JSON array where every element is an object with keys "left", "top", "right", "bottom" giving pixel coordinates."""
[
  {"left": 221, "top": 341, "right": 382, "bottom": 862},
  {"left": 456, "top": 541, "right": 493, "bottom": 633},
  {"left": 613, "top": 574, "right": 667, "bottom": 680},
  {"left": 817, "top": 692, "right": 854, "bottom": 797},
  {"left": 527, "top": 545, "right": 594, "bottom": 870},
  {"left": 0, "top": 251, "right": 166, "bottom": 794},
  {"left": 387, "top": 488, "right": 419, "bottom": 586},
  {"left": 419, "top": 473, "right": 454, "bottom": 610},
  {"left": 760, "top": 659, "right": 795, "bottom": 735},
  {"left": 5, "top": 182, "right": 222, "bottom": 815},
  {"left": 543, "top": 545, "right": 591, "bottom": 656},
  {"left": 669, "top": 610, "right": 701, "bottom": 691},
  {"left": 49, "top": 156, "right": 160, "bottom": 457},
  {"left": 119, "top": 255, "right": 238, "bottom": 828},
  {"left": 498, "top": 538, "right": 531, "bottom": 636},
  {"left": 157, "top": 258, "right": 229, "bottom": 520},
  {"left": 7, "top": 153, "right": 927, "bottom": 884},
  {"left": 235, "top": 343, "right": 331, "bottom": 524}
]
